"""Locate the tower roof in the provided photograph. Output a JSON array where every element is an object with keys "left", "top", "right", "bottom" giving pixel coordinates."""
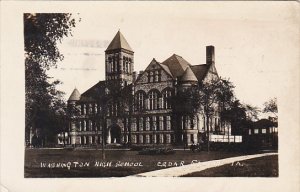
[
  {"left": 68, "top": 88, "right": 81, "bottom": 101},
  {"left": 181, "top": 67, "right": 198, "bottom": 82},
  {"left": 105, "top": 30, "right": 133, "bottom": 52}
]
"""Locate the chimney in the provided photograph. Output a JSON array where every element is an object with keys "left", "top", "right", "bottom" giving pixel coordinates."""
[{"left": 206, "top": 45, "right": 215, "bottom": 65}]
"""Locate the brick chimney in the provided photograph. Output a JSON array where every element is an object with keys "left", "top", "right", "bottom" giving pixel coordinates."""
[{"left": 206, "top": 45, "right": 215, "bottom": 65}]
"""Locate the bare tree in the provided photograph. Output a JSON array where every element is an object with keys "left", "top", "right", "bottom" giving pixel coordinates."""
[{"left": 263, "top": 98, "right": 278, "bottom": 118}]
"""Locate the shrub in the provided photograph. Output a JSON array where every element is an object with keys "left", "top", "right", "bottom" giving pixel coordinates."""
[{"left": 138, "top": 147, "right": 175, "bottom": 155}]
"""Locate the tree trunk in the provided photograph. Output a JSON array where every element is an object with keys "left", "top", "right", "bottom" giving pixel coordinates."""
[{"left": 206, "top": 114, "right": 210, "bottom": 152}]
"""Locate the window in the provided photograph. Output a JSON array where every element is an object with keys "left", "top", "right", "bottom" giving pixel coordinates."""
[
  {"left": 89, "top": 104, "right": 93, "bottom": 114},
  {"left": 154, "top": 71, "right": 159, "bottom": 82},
  {"left": 132, "top": 135, "right": 137, "bottom": 144},
  {"left": 136, "top": 92, "right": 146, "bottom": 111},
  {"left": 123, "top": 57, "right": 129, "bottom": 74},
  {"left": 146, "top": 117, "right": 150, "bottom": 130},
  {"left": 77, "top": 121, "right": 81, "bottom": 131},
  {"left": 146, "top": 135, "right": 150, "bottom": 144},
  {"left": 166, "top": 134, "right": 171, "bottom": 144},
  {"left": 139, "top": 118, "right": 144, "bottom": 131},
  {"left": 149, "top": 72, "right": 153, "bottom": 82},
  {"left": 128, "top": 58, "right": 132, "bottom": 74},
  {"left": 152, "top": 116, "right": 157, "bottom": 131},
  {"left": 94, "top": 103, "right": 98, "bottom": 114},
  {"left": 159, "top": 134, "right": 164, "bottom": 144},
  {"left": 123, "top": 56, "right": 126, "bottom": 72},
  {"left": 139, "top": 135, "right": 143, "bottom": 144},
  {"left": 82, "top": 104, "right": 87, "bottom": 115},
  {"left": 149, "top": 90, "right": 159, "bottom": 110},
  {"left": 166, "top": 116, "right": 171, "bottom": 130},
  {"left": 162, "top": 89, "right": 172, "bottom": 109},
  {"left": 152, "top": 134, "right": 157, "bottom": 144},
  {"left": 83, "top": 120, "right": 86, "bottom": 131},
  {"left": 131, "top": 118, "right": 137, "bottom": 131},
  {"left": 159, "top": 116, "right": 164, "bottom": 130},
  {"left": 249, "top": 129, "right": 251, "bottom": 135},
  {"left": 108, "top": 57, "right": 112, "bottom": 73},
  {"left": 254, "top": 129, "right": 259, "bottom": 134},
  {"left": 262, "top": 129, "right": 266, "bottom": 134}
]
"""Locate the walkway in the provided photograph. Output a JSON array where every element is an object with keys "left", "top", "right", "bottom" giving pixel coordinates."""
[{"left": 133, "top": 152, "right": 278, "bottom": 177}]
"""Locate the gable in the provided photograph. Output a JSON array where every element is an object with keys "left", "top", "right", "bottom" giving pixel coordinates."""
[
  {"left": 203, "top": 64, "right": 219, "bottom": 83},
  {"left": 135, "top": 59, "right": 173, "bottom": 84}
]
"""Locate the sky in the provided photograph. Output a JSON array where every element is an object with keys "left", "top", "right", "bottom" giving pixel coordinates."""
[{"left": 47, "top": 2, "right": 298, "bottom": 114}]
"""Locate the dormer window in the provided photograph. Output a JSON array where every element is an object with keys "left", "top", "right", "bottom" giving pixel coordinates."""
[
  {"left": 149, "top": 72, "right": 154, "bottom": 82},
  {"left": 154, "top": 71, "right": 159, "bottom": 82}
]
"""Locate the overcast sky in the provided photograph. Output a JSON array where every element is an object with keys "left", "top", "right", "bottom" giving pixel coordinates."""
[{"left": 47, "top": 2, "right": 298, "bottom": 112}]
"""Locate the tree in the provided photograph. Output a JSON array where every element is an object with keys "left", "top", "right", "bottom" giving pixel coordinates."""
[
  {"left": 198, "top": 77, "right": 229, "bottom": 151},
  {"left": 24, "top": 13, "right": 78, "bottom": 146},
  {"left": 171, "top": 76, "right": 235, "bottom": 151},
  {"left": 244, "top": 104, "right": 260, "bottom": 121},
  {"left": 263, "top": 98, "right": 278, "bottom": 117}
]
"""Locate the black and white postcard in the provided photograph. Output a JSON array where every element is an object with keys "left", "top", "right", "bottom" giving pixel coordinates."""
[{"left": 1, "top": 1, "right": 299, "bottom": 192}]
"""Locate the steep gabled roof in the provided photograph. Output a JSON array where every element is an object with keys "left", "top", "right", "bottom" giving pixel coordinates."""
[
  {"left": 190, "top": 64, "right": 210, "bottom": 81},
  {"left": 68, "top": 88, "right": 81, "bottom": 101},
  {"left": 80, "top": 81, "right": 107, "bottom": 102},
  {"left": 159, "top": 63, "right": 173, "bottom": 78},
  {"left": 161, "top": 54, "right": 191, "bottom": 78},
  {"left": 181, "top": 67, "right": 198, "bottom": 82},
  {"left": 105, "top": 30, "right": 133, "bottom": 52}
]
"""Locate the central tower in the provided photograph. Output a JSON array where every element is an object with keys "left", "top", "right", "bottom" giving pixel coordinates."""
[{"left": 105, "top": 30, "right": 134, "bottom": 87}]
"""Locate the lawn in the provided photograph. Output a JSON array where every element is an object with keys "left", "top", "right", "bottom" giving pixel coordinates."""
[
  {"left": 182, "top": 155, "right": 278, "bottom": 177},
  {"left": 25, "top": 148, "right": 244, "bottom": 177}
]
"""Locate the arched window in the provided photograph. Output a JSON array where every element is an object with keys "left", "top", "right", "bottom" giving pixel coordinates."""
[
  {"left": 162, "top": 89, "right": 172, "bottom": 109},
  {"left": 148, "top": 90, "right": 159, "bottom": 110}
]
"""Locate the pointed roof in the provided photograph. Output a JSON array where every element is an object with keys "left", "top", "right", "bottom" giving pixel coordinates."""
[
  {"left": 190, "top": 64, "right": 210, "bottom": 81},
  {"left": 68, "top": 88, "right": 81, "bottom": 101},
  {"left": 161, "top": 54, "right": 191, "bottom": 77},
  {"left": 159, "top": 63, "right": 173, "bottom": 77},
  {"left": 105, "top": 30, "right": 133, "bottom": 52},
  {"left": 181, "top": 67, "right": 198, "bottom": 82}
]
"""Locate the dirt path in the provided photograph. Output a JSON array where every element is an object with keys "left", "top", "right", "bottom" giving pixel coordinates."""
[{"left": 132, "top": 152, "right": 278, "bottom": 177}]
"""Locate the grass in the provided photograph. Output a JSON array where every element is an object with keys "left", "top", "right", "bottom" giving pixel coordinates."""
[
  {"left": 25, "top": 148, "right": 245, "bottom": 177},
  {"left": 182, "top": 155, "right": 278, "bottom": 177}
]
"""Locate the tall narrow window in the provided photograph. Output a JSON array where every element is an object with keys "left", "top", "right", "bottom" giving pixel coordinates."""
[
  {"left": 123, "top": 56, "right": 126, "bottom": 72},
  {"left": 128, "top": 58, "right": 132, "bottom": 74},
  {"left": 154, "top": 71, "right": 159, "bottom": 82},
  {"left": 94, "top": 103, "right": 98, "bottom": 114},
  {"left": 139, "top": 118, "right": 144, "bottom": 131},
  {"left": 149, "top": 72, "right": 153, "bottom": 82},
  {"left": 136, "top": 92, "right": 145, "bottom": 111},
  {"left": 162, "top": 89, "right": 172, "bottom": 109},
  {"left": 149, "top": 90, "right": 159, "bottom": 110},
  {"left": 146, "top": 117, "right": 150, "bottom": 131}
]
